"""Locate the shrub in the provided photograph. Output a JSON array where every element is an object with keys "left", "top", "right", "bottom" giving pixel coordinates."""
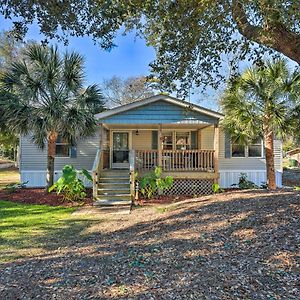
[
  {"left": 4, "top": 181, "right": 28, "bottom": 193},
  {"left": 139, "top": 167, "right": 173, "bottom": 199},
  {"left": 49, "top": 165, "right": 92, "bottom": 201},
  {"left": 289, "top": 159, "right": 298, "bottom": 168},
  {"left": 212, "top": 182, "right": 223, "bottom": 193},
  {"left": 232, "top": 173, "right": 259, "bottom": 189}
]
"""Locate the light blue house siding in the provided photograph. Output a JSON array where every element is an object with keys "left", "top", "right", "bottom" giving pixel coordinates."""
[{"left": 99, "top": 100, "right": 218, "bottom": 124}]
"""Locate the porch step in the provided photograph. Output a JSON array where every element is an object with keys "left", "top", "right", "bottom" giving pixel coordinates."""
[
  {"left": 98, "top": 188, "right": 130, "bottom": 194},
  {"left": 98, "top": 183, "right": 130, "bottom": 188},
  {"left": 101, "top": 170, "right": 129, "bottom": 177},
  {"left": 94, "top": 169, "right": 132, "bottom": 209},
  {"left": 99, "top": 178, "right": 129, "bottom": 183}
]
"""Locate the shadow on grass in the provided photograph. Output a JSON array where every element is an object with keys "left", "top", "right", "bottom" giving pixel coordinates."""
[{"left": 0, "top": 200, "right": 104, "bottom": 261}]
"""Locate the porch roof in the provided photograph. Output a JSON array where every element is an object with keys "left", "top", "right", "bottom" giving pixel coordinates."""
[{"left": 96, "top": 94, "right": 224, "bottom": 125}]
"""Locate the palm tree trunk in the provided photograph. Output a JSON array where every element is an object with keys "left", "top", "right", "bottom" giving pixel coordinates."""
[
  {"left": 46, "top": 131, "right": 58, "bottom": 191},
  {"left": 264, "top": 130, "right": 276, "bottom": 190}
]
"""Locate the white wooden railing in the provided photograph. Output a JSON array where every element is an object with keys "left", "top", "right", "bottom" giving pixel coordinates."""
[
  {"left": 162, "top": 150, "right": 215, "bottom": 171},
  {"left": 135, "top": 149, "right": 215, "bottom": 172},
  {"left": 92, "top": 148, "right": 103, "bottom": 199},
  {"left": 136, "top": 150, "right": 158, "bottom": 171},
  {"left": 129, "top": 150, "right": 136, "bottom": 203}
]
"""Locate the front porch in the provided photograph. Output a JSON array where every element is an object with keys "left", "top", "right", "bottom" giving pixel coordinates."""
[
  {"left": 92, "top": 124, "right": 220, "bottom": 204},
  {"left": 92, "top": 95, "right": 223, "bottom": 206}
]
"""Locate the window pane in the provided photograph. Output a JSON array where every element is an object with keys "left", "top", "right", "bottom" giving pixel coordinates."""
[
  {"left": 249, "top": 145, "right": 262, "bottom": 157},
  {"left": 162, "top": 132, "right": 173, "bottom": 150},
  {"left": 176, "top": 132, "right": 190, "bottom": 150},
  {"left": 56, "top": 145, "right": 70, "bottom": 157},
  {"left": 232, "top": 144, "right": 245, "bottom": 157}
]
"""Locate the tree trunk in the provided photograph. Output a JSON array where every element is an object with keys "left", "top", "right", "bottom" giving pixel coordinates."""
[
  {"left": 46, "top": 131, "right": 58, "bottom": 191},
  {"left": 264, "top": 131, "right": 276, "bottom": 190}
]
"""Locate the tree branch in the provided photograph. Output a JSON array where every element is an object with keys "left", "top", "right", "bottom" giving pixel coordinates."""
[{"left": 232, "top": 0, "right": 300, "bottom": 64}]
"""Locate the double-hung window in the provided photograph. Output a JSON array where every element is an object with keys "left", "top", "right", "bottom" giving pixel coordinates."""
[
  {"left": 56, "top": 136, "right": 71, "bottom": 157},
  {"left": 231, "top": 138, "right": 263, "bottom": 158}
]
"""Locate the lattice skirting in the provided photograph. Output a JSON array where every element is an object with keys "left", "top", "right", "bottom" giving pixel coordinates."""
[{"left": 136, "top": 179, "right": 214, "bottom": 196}]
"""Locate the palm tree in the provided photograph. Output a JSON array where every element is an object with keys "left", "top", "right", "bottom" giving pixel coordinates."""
[
  {"left": 0, "top": 44, "right": 105, "bottom": 189},
  {"left": 221, "top": 59, "right": 300, "bottom": 190}
]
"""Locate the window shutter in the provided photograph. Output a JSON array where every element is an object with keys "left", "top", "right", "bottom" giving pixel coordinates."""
[
  {"left": 152, "top": 131, "right": 158, "bottom": 150},
  {"left": 191, "top": 131, "right": 197, "bottom": 149},
  {"left": 70, "top": 145, "right": 77, "bottom": 158},
  {"left": 225, "top": 132, "right": 231, "bottom": 158}
]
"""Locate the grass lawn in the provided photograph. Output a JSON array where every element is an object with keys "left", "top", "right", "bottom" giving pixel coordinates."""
[
  {"left": 0, "top": 167, "right": 20, "bottom": 189},
  {"left": 0, "top": 200, "right": 96, "bottom": 262}
]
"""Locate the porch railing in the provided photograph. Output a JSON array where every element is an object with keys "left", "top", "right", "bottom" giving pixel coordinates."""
[
  {"left": 136, "top": 150, "right": 158, "bottom": 171},
  {"left": 135, "top": 149, "right": 215, "bottom": 172},
  {"left": 92, "top": 148, "right": 103, "bottom": 199}
]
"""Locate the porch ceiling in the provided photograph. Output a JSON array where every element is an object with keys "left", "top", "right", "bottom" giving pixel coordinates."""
[{"left": 102, "top": 123, "right": 212, "bottom": 130}]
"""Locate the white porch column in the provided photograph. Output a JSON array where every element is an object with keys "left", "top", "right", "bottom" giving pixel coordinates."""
[
  {"left": 158, "top": 124, "right": 163, "bottom": 167},
  {"left": 213, "top": 123, "right": 220, "bottom": 182}
]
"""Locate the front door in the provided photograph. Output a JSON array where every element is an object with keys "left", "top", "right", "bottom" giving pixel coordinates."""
[{"left": 112, "top": 132, "right": 129, "bottom": 169}]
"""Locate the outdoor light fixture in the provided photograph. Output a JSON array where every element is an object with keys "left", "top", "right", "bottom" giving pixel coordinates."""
[{"left": 135, "top": 130, "right": 139, "bottom": 136}]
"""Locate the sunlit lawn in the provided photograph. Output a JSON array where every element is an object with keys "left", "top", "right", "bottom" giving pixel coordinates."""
[
  {"left": 0, "top": 167, "right": 20, "bottom": 189},
  {"left": 0, "top": 200, "right": 96, "bottom": 263}
]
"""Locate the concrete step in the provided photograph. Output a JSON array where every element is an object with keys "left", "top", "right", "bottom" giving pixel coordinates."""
[
  {"left": 94, "top": 199, "right": 132, "bottom": 206},
  {"left": 92, "top": 205, "right": 131, "bottom": 214}
]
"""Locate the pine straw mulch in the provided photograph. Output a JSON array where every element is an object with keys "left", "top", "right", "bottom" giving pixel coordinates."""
[
  {"left": 0, "top": 188, "right": 93, "bottom": 207},
  {"left": 0, "top": 189, "right": 300, "bottom": 299}
]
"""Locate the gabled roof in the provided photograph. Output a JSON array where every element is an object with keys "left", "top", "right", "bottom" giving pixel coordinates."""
[
  {"left": 286, "top": 148, "right": 300, "bottom": 156},
  {"left": 96, "top": 94, "right": 224, "bottom": 120}
]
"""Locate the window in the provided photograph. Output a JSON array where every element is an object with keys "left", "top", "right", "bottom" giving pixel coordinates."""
[
  {"left": 248, "top": 139, "right": 262, "bottom": 157},
  {"left": 162, "top": 132, "right": 173, "bottom": 150},
  {"left": 232, "top": 143, "right": 246, "bottom": 157},
  {"left": 231, "top": 138, "right": 263, "bottom": 158},
  {"left": 176, "top": 132, "right": 190, "bottom": 150},
  {"left": 56, "top": 136, "right": 70, "bottom": 157}
]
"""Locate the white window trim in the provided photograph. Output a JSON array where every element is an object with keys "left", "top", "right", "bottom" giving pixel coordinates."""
[
  {"left": 161, "top": 130, "right": 193, "bottom": 150},
  {"left": 56, "top": 139, "right": 71, "bottom": 158},
  {"left": 231, "top": 139, "right": 264, "bottom": 159}
]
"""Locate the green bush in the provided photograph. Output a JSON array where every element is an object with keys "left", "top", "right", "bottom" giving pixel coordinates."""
[
  {"left": 4, "top": 181, "right": 28, "bottom": 193},
  {"left": 49, "top": 165, "right": 92, "bottom": 201},
  {"left": 288, "top": 159, "right": 298, "bottom": 167},
  {"left": 212, "top": 182, "right": 223, "bottom": 193},
  {"left": 139, "top": 167, "right": 173, "bottom": 199},
  {"left": 232, "top": 173, "right": 259, "bottom": 189}
]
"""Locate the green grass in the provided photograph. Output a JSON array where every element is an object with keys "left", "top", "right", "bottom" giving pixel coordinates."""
[
  {"left": 0, "top": 167, "right": 20, "bottom": 189},
  {"left": 0, "top": 200, "right": 97, "bottom": 263}
]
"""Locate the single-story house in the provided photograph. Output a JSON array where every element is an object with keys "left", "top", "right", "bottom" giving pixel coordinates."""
[{"left": 19, "top": 94, "right": 282, "bottom": 206}]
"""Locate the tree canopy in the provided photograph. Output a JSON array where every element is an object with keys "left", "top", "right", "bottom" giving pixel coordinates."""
[
  {"left": 0, "top": 43, "right": 105, "bottom": 186},
  {"left": 102, "top": 75, "right": 156, "bottom": 107},
  {"left": 221, "top": 59, "right": 300, "bottom": 188},
  {"left": 1, "top": 1, "right": 299, "bottom": 94}
]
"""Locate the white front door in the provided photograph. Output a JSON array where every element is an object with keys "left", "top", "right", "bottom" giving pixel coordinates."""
[{"left": 111, "top": 132, "right": 130, "bottom": 169}]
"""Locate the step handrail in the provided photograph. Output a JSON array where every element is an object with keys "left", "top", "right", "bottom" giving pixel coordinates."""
[
  {"left": 92, "top": 148, "right": 103, "bottom": 199},
  {"left": 129, "top": 149, "right": 136, "bottom": 203}
]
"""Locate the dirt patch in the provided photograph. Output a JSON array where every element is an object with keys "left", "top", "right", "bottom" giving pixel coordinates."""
[
  {"left": 137, "top": 195, "right": 189, "bottom": 205},
  {"left": 0, "top": 188, "right": 93, "bottom": 207}
]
